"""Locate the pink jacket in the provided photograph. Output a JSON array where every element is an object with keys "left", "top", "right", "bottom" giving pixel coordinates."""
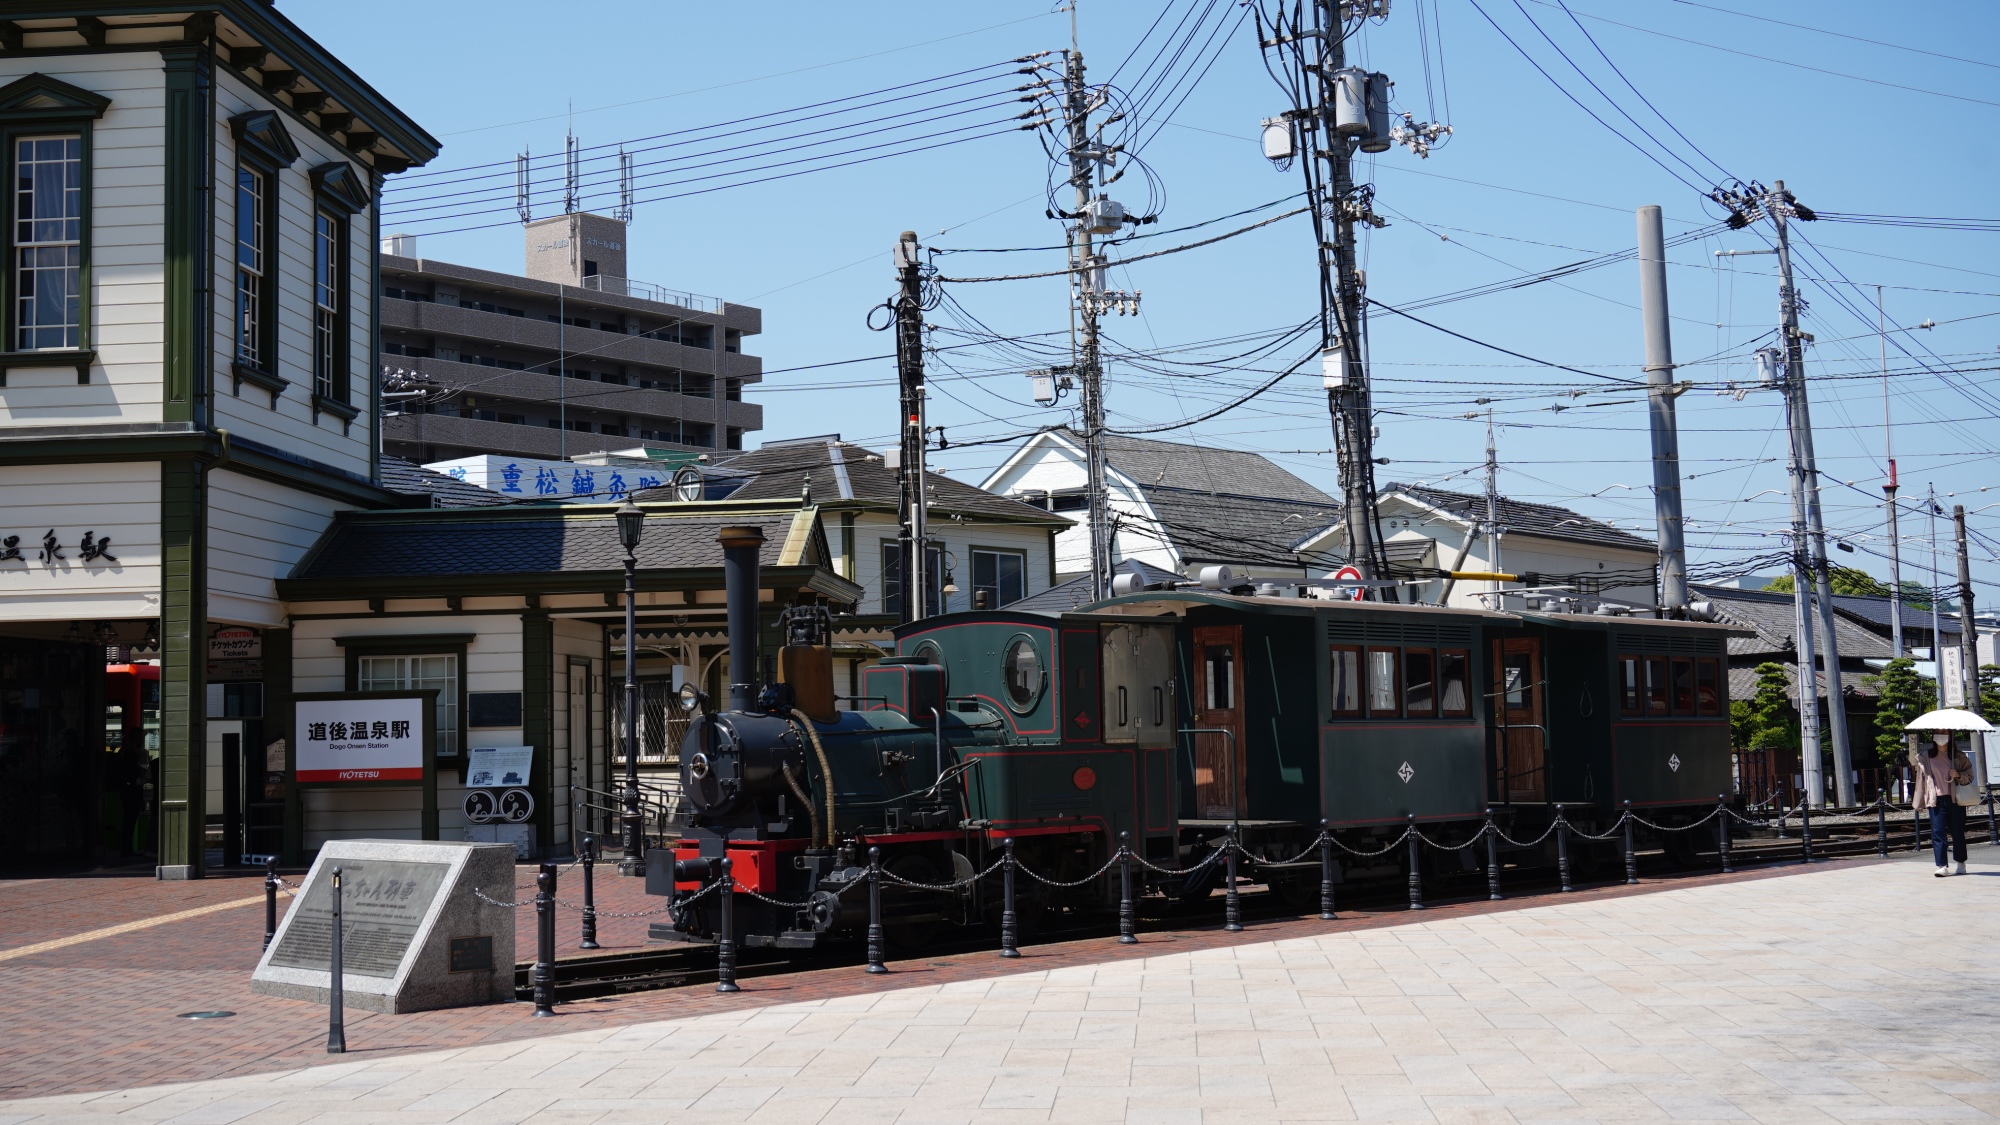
[{"left": 1909, "top": 741, "right": 1974, "bottom": 810}]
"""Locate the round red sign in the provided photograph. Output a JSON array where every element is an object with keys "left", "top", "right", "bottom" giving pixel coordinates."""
[{"left": 1072, "top": 766, "right": 1097, "bottom": 791}]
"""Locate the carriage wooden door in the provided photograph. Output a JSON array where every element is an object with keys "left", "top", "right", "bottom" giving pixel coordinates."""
[
  {"left": 1492, "top": 637, "right": 1546, "bottom": 803},
  {"left": 1192, "top": 625, "right": 1247, "bottom": 819}
]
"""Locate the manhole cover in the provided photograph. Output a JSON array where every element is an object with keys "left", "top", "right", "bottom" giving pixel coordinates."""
[{"left": 177, "top": 1011, "right": 235, "bottom": 1020}]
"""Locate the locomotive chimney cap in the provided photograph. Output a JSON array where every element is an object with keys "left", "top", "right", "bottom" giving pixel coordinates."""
[{"left": 716, "top": 525, "right": 767, "bottom": 549}]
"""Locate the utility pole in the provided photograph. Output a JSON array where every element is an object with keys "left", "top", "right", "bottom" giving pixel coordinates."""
[
  {"left": 1637, "top": 205, "right": 1688, "bottom": 613},
  {"left": 1483, "top": 406, "right": 1501, "bottom": 605},
  {"left": 892, "top": 230, "right": 929, "bottom": 624},
  {"left": 1879, "top": 286, "right": 1904, "bottom": 656},
  {"left": 1053, "top": 16, "right": 1136, "bottom": 602},
  {"left": 1955, "top": 504, "right": 1979, "bottom": 714},
  {"left": 1755, "top": 179, "right": 1853, "bottom": 807},
  {"left": 1929, "top": 485, "right": 1946, "bottom": 710}
]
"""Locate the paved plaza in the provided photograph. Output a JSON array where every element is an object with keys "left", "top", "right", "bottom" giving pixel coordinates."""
[{"left": 2, "top": 848, "right": 1996, "bottom": 1124}]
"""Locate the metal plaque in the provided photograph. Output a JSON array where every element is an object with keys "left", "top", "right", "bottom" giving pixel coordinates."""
[
  {"left": 267, "top": 860, "right": 449, "bottom": 979},
  {"left": 447, "top": 935, "right": 493, "bottom": 973}
]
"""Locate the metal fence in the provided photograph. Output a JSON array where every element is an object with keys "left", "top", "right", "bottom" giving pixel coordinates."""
[{"left": 580, "top": 273, "right": 723, "bottom": 314}]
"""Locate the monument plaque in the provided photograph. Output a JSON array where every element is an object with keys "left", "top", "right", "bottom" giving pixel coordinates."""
[
  {"left": 252, "top": 839, "right": 516, "bottom": 1013},
  {"left": 268, "top": 860, "right": 449, "bottom": 978}
]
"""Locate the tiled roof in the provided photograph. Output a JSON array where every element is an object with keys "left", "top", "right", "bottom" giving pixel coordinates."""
[
  {"left": 1831, "top": 593, "right": 1961, "bottom": 641},
  {"left": 1137, "top": 488, "right": 1343, "bottom": 569},
  {"left": 1381, "top": 482, "right": 1656, "bottom": 552},
  {"left": 1727, "top": 663, "right": 1882, "bottom": 703},
  {"left": 379, "top": 457, "right": 517, "bottom": 508},
  {"left": 291, "top": 508, "right": 804, "bottom": 582},
  {"left": 717, "top": 440, "right": 1066, "bottom": 525},
  {"left": 1097, "top": 432, "right": 1336, "bottom": 504},
  {"left": 1689, "top": 583, "right": 1893, "bottom": 660}
]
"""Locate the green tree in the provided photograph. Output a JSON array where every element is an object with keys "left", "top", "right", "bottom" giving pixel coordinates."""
[
  {"left": 1732, "top": 661, "right": 1800, "bottom": 752},
  {"left": 1863, "top": 657, "right": 1936, "bottom": 767},
  {"left": 1980, "top": 664, "right": 2000, "bottom": 726},
  {"left": 1762, "top": 567, "right": 1890, "bottom": 596}
]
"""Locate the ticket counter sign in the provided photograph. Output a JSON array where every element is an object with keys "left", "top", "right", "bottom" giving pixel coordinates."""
[{"left": 296, "top": 693, "right": 432, "bottom": 782}]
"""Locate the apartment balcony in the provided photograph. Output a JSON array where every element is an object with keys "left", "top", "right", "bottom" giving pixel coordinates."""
[
  {"left": 380, "top": 299, "right": 764, "bottom": 381},
  {"left": 378, "top": 356, "right": 762, "bottom": 431}
]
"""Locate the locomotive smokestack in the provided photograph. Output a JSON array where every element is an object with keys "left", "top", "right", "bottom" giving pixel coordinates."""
[{"left": 718, "top": 524, "right": 766, "bottom": 711}]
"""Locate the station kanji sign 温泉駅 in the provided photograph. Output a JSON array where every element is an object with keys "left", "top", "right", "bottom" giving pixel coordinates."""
[{"left": 295, "top": 696, "right": 428, "bottom": 782}]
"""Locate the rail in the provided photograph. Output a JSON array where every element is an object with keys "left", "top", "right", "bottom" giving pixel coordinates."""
[{"left": 579, "top": 273, "right": 724, "bottom": 314}]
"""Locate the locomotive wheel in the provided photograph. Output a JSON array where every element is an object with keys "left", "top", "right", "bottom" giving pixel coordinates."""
[{"left": 882, "top": 853, "right": 944, "bottom": 951}]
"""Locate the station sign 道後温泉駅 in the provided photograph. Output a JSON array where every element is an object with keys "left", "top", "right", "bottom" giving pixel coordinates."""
[{"left": 296, "top": 696, "right": 428, "bottom": 782}]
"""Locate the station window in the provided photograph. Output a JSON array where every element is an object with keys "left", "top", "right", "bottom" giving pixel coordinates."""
[
  {"left": 1327, "top": 645, "right": 1361, "bottom": 716},
  {"left": 357, "top": 653, "right": 459, "bottom": 759},
  {"left": 971, "top": 548, "right": 1026, "bottom": 609},
  {"left": 1403, "top": 647, "right": 1436, "bottom": 716},
  {"left": 1366, "top": 648, "right": 1399, "bottom": 716},
  {"left": 1439, "top": 649, "right": 1470, "bottom": 716}
]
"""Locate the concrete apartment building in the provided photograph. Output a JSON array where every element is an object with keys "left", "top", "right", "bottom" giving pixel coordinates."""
[{"left": 379, "top": 210, "right": 763, "bottom": 464}]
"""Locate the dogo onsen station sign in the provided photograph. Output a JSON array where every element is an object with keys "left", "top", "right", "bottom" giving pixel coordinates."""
[{"left": 296, "top": 694, "right": 429, "bottom": 782}]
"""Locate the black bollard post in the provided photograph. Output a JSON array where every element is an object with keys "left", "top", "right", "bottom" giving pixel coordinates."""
[
  {"left": 1800, "top": 801, "right": 1814, "bottom": 864},
  {"left": 1485, "top": 809, "right": 1502, "bottom": 901},
  {"left": 1318, "top": 819, "right": 1336, "bottom": 921},
  {"left": 865, "top": 846, "right": 887, "bottom": 974},
  {"left": 1555, "top": 805, "right": 1573, "bottom": 893},
  {"left": 326, "top": 866, "right": 346, "bottom": 1054},
  {"left": 715, "top": 856, "right": 740, "bottom": 993},
  {"left": 532, "top": 862, "right": 556, "bottom": 1016},
  {"left": 1986, "top": 784, "right": 1999, "bottom": 847},
  {"left": 1117, "top": 831, "right": 1136, "bottom": 945},
  {"left": 1914, "top": 802, "right": 1924, "bottom": 853},
  {"left": 999, "top": 838, "right": 1020, "bottom": 959},
  {"left": 1877, "top": 790, "right": 1889, "bottom": 858},
  {"left": 1405, "top": 813, "right": 1424, "bottom": 911},
  {"left": 579, "top": 835, "right": 600, "bottom": 950},
  {"left": 263, "top": 858, "right": 278, "bottom": 952},
  {"left": 1223, "top": 826, "right": 1243, "bottom": 933},
  {"left": 1717, "top": 795, "right": 1733, "bottom": 874},
  {"left": 1621, "top": 800, "right": 1638, "bottom": 886}
]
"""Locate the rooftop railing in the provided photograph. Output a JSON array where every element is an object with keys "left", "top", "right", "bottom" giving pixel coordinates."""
[{"left": 580, "top": 273, "right": 724, "bottom": 314}]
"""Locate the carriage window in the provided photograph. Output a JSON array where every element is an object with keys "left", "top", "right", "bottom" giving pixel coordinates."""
[
  {"left": 1328, "top": 645, "right": 1361, "bottom": 716},
  {"left": 1619, "top": 656, "right": 1642, "bottom": 715},
  {"left": 1502, "top": 656, "right": 1530, "bottom": 707},
  {"left": 1694, "top": 658, "right": 1721, "bottom": 715},
  {"left": 1367, "top": 648, "right": 1399, "bottom": 716},
  {"left": 1670, "top": 657, "right": 1696, "bottom": 714},
  {"left": 1403, "top": 648, "right": 1436, "bottom": 716},
  {"left": 1003, "top": 636, "right": 1042, "bottom": 710},
  {"left": 1204, "top": 645, "right": 1234, "bottom": 710},
  {"left": 1439, "top": 649, "right": 1470, "bottom": 716},
  {"left": 1644, "top": 656, "right": 1670, "bottom": 715}
]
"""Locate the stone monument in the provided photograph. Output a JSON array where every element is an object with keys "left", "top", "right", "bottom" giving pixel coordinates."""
[{"left": 252, "top": 839, "right": 517, "bottom": 1013}]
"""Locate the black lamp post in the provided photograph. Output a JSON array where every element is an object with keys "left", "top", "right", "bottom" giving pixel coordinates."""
[{"left": 616, "top": 499, "right": 646, "bottom": 876}]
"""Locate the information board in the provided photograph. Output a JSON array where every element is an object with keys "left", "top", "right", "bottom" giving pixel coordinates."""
[
  {"left": 466, "top": 745, "right": 534, "bottom": 789},
  {"left": 267, "top": 859, "right": 448, "bottom": 979},
  {"left": 296, "top": 695, "right": 429, "bottom": 782}
]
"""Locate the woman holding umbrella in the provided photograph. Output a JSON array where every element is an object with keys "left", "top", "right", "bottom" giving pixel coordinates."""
[{"left": 1904, "top": 708, "right": 1988, "bottom": 876}]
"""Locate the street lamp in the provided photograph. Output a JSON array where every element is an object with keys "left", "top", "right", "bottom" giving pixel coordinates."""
[{"left": 616, "top": 499, "right": 646, "bottom": 876}]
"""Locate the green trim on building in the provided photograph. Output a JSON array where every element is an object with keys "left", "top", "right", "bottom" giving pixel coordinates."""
[
  {"left": 160, "top": 44, "right": 212, "bottom": 427},
  {"left": 521, "top": 610, "right": 555, "bottom": 852},
  {"left": 156, "top": 455, "right": 207, "bottom": 877}
]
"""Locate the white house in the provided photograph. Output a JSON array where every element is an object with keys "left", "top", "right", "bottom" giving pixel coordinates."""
[
  {"left": 980, "top": 431, "right": 1341, "bottom": 581},
  {"left": 0, "top": 5, "right": 438, "bottom": 877},
  {"left": 1294, "top": 482, "right": 1660, "bottom": 610}
]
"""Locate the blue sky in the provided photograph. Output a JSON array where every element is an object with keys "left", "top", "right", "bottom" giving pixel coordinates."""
[{"left": 293, "top": 0, "right": 2000, "bottom": 592}]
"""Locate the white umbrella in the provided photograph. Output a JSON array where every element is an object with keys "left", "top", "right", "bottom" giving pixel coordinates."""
[{"left": 1904, "top": 708, "right": 1996, "bottom": 733}]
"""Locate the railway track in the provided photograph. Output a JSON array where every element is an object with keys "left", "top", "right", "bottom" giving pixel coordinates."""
[{"left": 516, "top": 822, "right": 1983, "bottom": 1002}]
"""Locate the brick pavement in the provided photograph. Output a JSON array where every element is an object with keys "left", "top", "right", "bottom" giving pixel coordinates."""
[
  {"left": 4, "top": 847, "right": 1995, "bottom": 1123},
  {"left": 0, "top": 850, "right": 1894, "bottom": 1104}
]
